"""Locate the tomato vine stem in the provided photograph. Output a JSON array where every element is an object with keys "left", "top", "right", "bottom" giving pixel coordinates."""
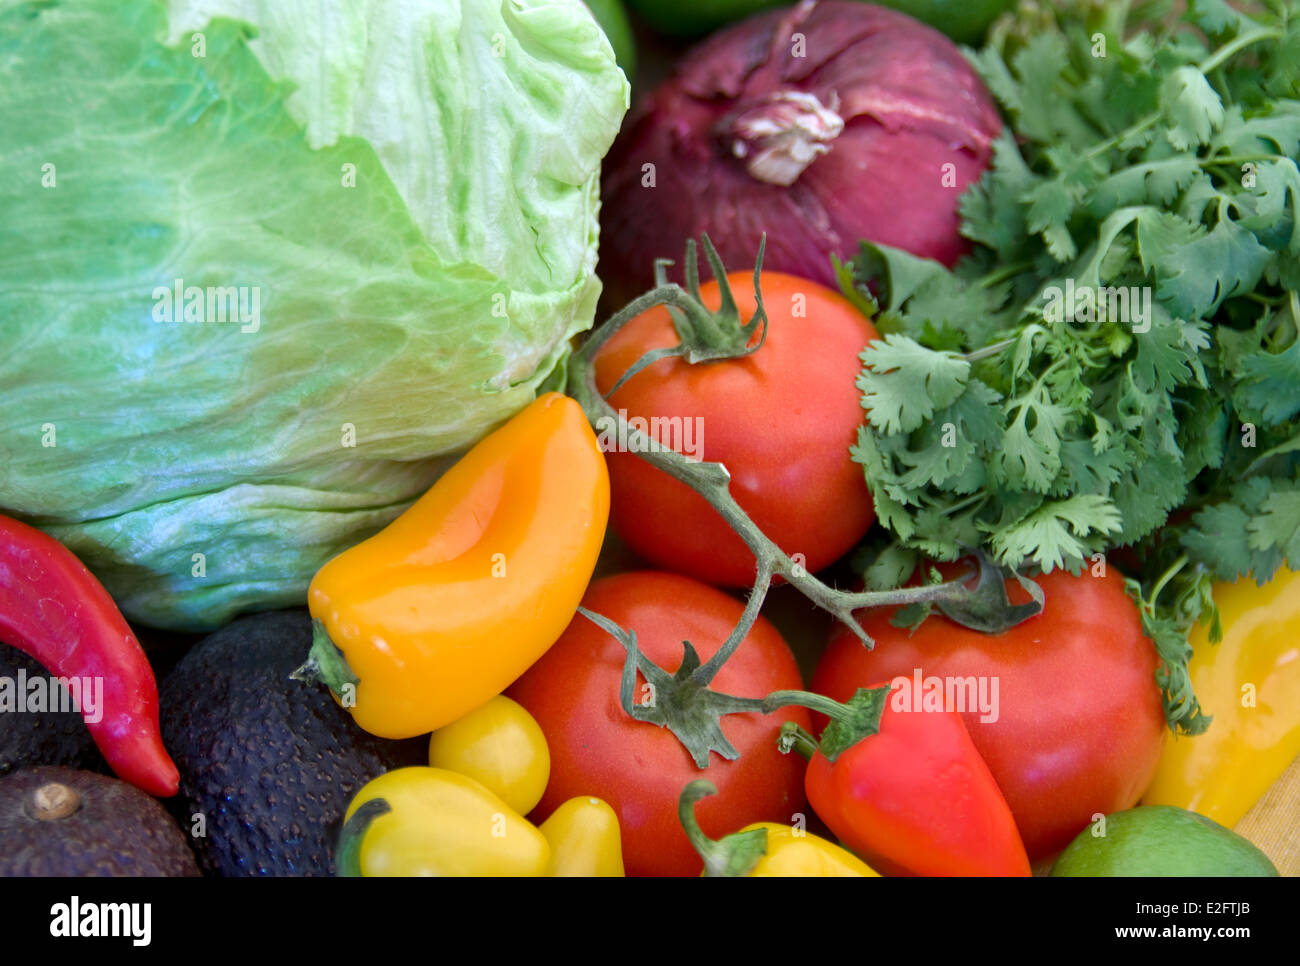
[{"left": 565, "top": 238, "right": 1045, "bottom": 767}]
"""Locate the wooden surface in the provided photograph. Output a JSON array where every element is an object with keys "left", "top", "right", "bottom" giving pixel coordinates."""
[{"left": 1235, "top": 753, "right": 1300, "bottom": 876}]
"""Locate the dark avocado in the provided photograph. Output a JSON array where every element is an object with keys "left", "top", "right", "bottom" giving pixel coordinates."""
[
  {"left": 0, "top": 766, "right": 199, "bottom": 876},
  {"left": 160, "top": 610, "right": 426, "bottom": 876},
  {"left": 0, "top": 645, "right": 105, "bottom": 777}
]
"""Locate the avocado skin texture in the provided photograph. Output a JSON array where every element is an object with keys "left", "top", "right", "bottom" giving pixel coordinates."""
[
  {"left": 0, "top": 766, "right": 199, "bottom": 876},
  {"left": 0, "top": 646, "right": 106, "bottom": 778},
  {"left": 1050, "top": 805, "right": 1280, "bottom": 877},
  {"left": 160, "top": 610, "right": 427, "bottom": 877}
]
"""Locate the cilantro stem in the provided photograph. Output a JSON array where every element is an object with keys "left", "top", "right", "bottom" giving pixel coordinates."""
[
  {"left": 1008, "top": 354, "right": 1069, "bottom": 409},
  {"left": 1260, "top": 292, "right": 1300, "bottom": 347},
  {"left": 1270, "top": 291, "right": 1300, "bottom": 349},
  {"left": 1085, "top": 114, "right": 1158, "bottom": 160},
  {"left": 1096, "top": 0, "right": 1130, "bottom": 45},
  {"left": 1149, "top": 554, "right": 1189, "bottom": 607},
  {"left": 978, "top": 260, "right": 1035, "bottom": 289},
  {"left": 1197, "top": 27, "right": 1285, "bottom": 76},
  {"left": 963, "top": 336, "right": 1017, "bottom": 363},
  {"left": 939, "top": 492, "right": 988, "bottom": 516},
  {"left": 1244, "top": 430, "right": 1300, "bottom": 476}
]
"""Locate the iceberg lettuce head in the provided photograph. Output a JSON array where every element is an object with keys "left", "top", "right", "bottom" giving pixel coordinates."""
[{"left": 0, "top": 0, "right": 628, "bottom": 629}]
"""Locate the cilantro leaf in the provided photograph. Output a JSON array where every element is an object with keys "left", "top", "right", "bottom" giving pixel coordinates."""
[
  {"left": 1182, "top": 478, "right": 1288, "bottom": 580},
  {"left": 1181, "top": 502, "right": 1254, "bottom": 580},
  {"left": 858, "top": 335, "right": 969, "bottom": 434},
  {"left": 1235, "top": 335, "right": 1300, "bottom": 425},
  {"left": 1131, "top": 316, "right": 1208, "bottom": 394},
  {"left": 1059, "top": 437, "right": 1130, "bottom": 492},
  {"left": 850, "top": 428, "right": 916, "bottom": 540},
  {"left": 993, "top": 387, "right": 1072, "bottom": 493},
  {"left": 1248, "top": 482, "right": 1300, "bottom": 564},
  {"left": 1142, "top": 603, "right": 1212, "bottom": 736},
  {"left": 849, "top": 242, "right": 951, "bottom": 315},
  {"left": 1161, "top": 67, "right": 1226, "bottom": 150},
  {"left": 1150, "top": 218, "right": 1272, "bottom": 318},
  {"left": 1010, "top": 32, "right": 1074, "bottom": 142},
  {"left": 1091, "top": 159, "right": 1201, "bottom": 213},
  {"left": 987, "top": 495, "right": 1124, "bottom": 571},
  {"left": 1223, "top": 309, "right": 1300, "bottom": 425},
  {"left": 856, "top": 541, "right": 921, "bottom": 593},
  {"left": 959, "top": 132, "right": 1037, "bottom": 258},
  {"left": 1236, "top": 158, "right": 1300, "bottom": 253},
  {"left": 1213, "top": 103, "right": 1300, "bottom": 158},
  {"left": 1135, "top": 208, "right": 1205, "bottom": 274}
]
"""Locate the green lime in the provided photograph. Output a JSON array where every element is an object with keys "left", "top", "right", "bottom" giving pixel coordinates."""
[
  {"left": 872, "top": 0, "right": 1016, "bottom": 45},
  {"left": 625, "top": 0, "right": 782, "bottom": 38},
  {"left": 1050, "top": 806, "right": 1280, "bottom": 877},
  {"left": 626, "top": 0, "right": 1011, "bottom": 44},
  {"left": 584, "top": 0, "right": 638, "bottom": 80}
]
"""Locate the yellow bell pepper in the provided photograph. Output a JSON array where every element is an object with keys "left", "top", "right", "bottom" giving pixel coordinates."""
[
  {"left": 428, "top": 695, "right": 550, "bottom": 816},
  {"left": 302, "top": 393, "right": 609, "bottom": 738},
  {"left": 1142, "top": 567, "right": 1300, "bottom": 826},
  {"left": 540, "top": 797, "right": 626, "bottom": 877},
  {"left": 679, "top": 780, "right": 879, "bottom": 877},
  {"left": 337, "top": 767, "right": 550, "bottom": 877}
]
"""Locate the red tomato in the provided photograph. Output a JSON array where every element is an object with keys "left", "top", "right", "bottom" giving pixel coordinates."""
[
  {"left": 811, "top": 566, "right": 1166, "bottom": 859},
  {"left": 592, "top": 271, "right": 878, "bottom": 587},
  {"left": 507, "top": 571, "right": 811, "bottom": 877}
]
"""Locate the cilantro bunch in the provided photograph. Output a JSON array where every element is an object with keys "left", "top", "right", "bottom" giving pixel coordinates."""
[{"left": 842, "top": 0, "right": 1300, "bottom": 733}]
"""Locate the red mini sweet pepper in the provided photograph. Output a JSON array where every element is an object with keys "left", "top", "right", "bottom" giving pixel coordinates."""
[
  {"left": 786, "top": 677, "right": 1031, "bottom": 877},
  {"left": 0, "top": 514, "right": 178, "bottom": 797}
]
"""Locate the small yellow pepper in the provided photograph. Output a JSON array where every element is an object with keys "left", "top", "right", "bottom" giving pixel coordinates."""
[
  {"left": 428, "top": 696, "right": 550, "bottom": 816},
  {"left": 742, "top": 822, "right": 880, "bottom": 877},
  {"left": 303, "top": 393, "right": 609, "bottom": 738},
  {"left": 338, "top": 767, "right": 549, "bottom": 877},
  {"left": 540, "top": 796, "right": 626, "bottom": 877},
  {"left": 679, "top": 780, "right": 879, "bottom": 877},
  {"left": 1142, "top": 567, "right": 1300, "bottom": 826}
]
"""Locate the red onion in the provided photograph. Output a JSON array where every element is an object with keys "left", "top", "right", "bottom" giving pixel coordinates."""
[{"left": 599, "top": 0, "right": 1003, "bottom": 302}]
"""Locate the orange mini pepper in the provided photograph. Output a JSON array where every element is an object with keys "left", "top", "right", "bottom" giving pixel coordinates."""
[{"left": 300, "top": 393, "right": 609, "bottom": 739}]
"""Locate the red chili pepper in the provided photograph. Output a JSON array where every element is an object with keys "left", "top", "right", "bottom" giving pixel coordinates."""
[
  {"left": 0, "top": 514, "right": 178, "bottom": 797},
  {"left": 795, "top": 677, "right": 1030, "bottom": 877}
]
